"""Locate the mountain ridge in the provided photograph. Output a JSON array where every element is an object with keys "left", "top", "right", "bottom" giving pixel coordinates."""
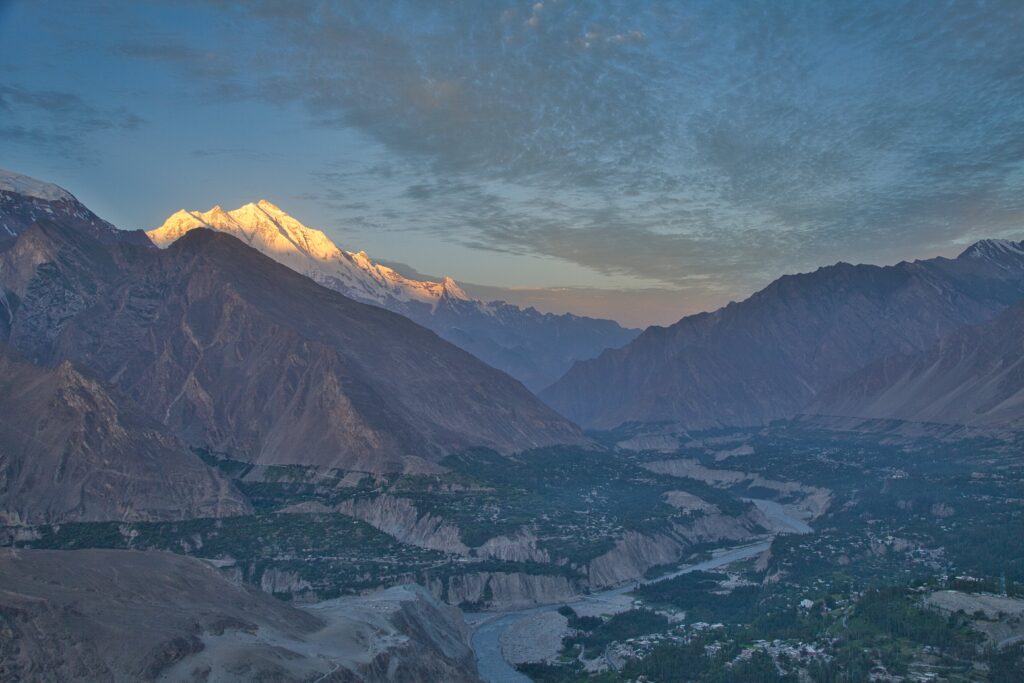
[
  {"left": 0, "top": 168, "right": 151, "bottom": 247},
  {"left": 0, "top": 343, "right": 251, "bottom": 524},
  {"left": 543, "top": 239, "right": 1024, "bottom": 430},
  {"left": 1, "top": 217, "right": 587, "bottom": 472},
  {"left": 148, "top": 201, "right": 639, "bottom": 390},
  {"left": 810, "top": 298, "right": 1024, "bottom": 427}
]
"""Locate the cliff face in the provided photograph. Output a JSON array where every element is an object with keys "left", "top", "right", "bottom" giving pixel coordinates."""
[
  {"left": 428, "top": 571, "right": 579, "bottom": 610},
  {"left": 0, "top": 548, "right": 481, "bottom": 683},
  {"left": 335, "top": 494, "right": 551, "bottom": 562},
  {"left": 584, "top": 508, "right": 771, "bottom": 588},
  {"left": 1, "top": 222, "right": 586, "bottom": 472},
  {"left": 331, "top": 490, "right": 770, "bottom": 608},
  {"left": 812, "top": 298, "right": 1024, "bottom": 427},
  {"left": 543, "top": 242, "right": 1024, "bottom": 429},
  {"left": 0, "top": 347, "right": 250, "bottom": 524},
  {"left": 337, "top": 495, "right": 470, "bottom": 555}
]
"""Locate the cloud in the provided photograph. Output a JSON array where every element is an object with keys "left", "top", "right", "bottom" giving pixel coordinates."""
[
  {"left": 88, "top": 1, "right": 1024, "bottom": 302},
  {"left": 189, "top": 146, "right": 275, "bottom": 161},
  {"left": 0, "top": 84, "right": 145, "bottom": 162}
]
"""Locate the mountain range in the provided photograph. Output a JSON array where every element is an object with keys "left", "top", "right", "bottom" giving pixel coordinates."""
[
  {"left": 812, "top": 295, "right": 1024, "bottom": 427},
  {"left": 5, "top": 164, "right": 1024, "bottom": 521},
  {"left": 543, "top": 239, "right": 1024, "bottom": 430},
  {"left": 3, "top": 165, "right": 1024, "bottom": 680},
  {"left": 147, "top": 201, "right": 639, "bottom": 391},
  {"left": 0, "top": 173, "right": 586, "bottom": 491}
]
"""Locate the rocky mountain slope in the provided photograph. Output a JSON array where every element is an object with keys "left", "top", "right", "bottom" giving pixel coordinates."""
[
  {"left": 148, "top": 201, "right": 638, "bottom": 390},
  {"left": 811, "top": 297, "right": 1024, "bottom": 427},
  {"left": 0, "top": 218, "right": 586, "bottom": 472},
  {"left": 0, "top": 548, "right": 480, "bottom": 682},
  {"left": 0, "top": 169, "right": 150, "bottom": 246},
  {"left": 0, "top": 346, "right": 250, "bottom": 524},
  {"left": 543, "top": 239, "right": 1024, "bottom": 429}
]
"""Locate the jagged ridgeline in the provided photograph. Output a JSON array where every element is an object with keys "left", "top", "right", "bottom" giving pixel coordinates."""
[
  {"left": 148, "top": 201, "right": 639, "bottom": 391},
  {"left": 0, "top": 195, "right": 588, "bottom": 474}
]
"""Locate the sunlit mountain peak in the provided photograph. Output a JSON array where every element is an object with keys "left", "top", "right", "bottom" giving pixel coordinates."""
[{"left": 147, "top": 201, "right": 459, "bottom": 306}]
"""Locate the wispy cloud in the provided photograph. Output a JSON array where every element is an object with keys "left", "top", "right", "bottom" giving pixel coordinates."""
[
  {"left": 16, "top": 0, "right": 1024, "bottom": 311},
  {"left": 0, "top": 84, "right": 145, "bottom": 163}
]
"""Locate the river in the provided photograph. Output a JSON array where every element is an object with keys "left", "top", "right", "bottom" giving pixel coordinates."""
[{"left": 468, "top": 499, "right": 812, "bottom": 682}]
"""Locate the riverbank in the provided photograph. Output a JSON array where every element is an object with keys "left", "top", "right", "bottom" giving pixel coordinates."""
[
  {"left": 468, "top": 499, "right": 814, "bottom": 682},
  {"left": 468, "top": 539, "right": 774, "bottom": 682}
]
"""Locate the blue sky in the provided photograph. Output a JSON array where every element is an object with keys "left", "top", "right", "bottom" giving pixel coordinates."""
[{"left": 2, "top": 0, "right": 1023, "bottom": 327}]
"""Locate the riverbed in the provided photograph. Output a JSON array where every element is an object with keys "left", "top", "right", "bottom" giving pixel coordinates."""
[{"left": 468, "top": 499, "right": 812, "bottom": 682}]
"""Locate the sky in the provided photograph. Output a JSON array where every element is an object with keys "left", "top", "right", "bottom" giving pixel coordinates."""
[{"left": 2, "top": 1, "right": 1023, "bottom": 328}]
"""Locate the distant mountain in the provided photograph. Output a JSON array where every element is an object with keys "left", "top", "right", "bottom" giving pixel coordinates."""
[
  {"left": 543, "top": 240, "right": 1024, "bottom": 429},
  {"left": 0, "top": 344, "right": 250, "bottom": 524},
  {"left": 0, "top": 168, "right": 151, "bottom": 246},
  {"left": 811, "top": 297, "right": 1024, "bottom": 427},
  {"left": 0, "top": 215, "right": 586, "bottom": 472},
  {"left": 148, "top": 202, "right": 638, "bottom": 390}
]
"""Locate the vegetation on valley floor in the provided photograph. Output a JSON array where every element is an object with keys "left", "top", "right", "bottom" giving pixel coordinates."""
[
  {"left": 3, "top": 421, "right": 1022, "bottom": 680},
  {"left": 508, "top": 423, "right": 1024, "bottom": 681}
]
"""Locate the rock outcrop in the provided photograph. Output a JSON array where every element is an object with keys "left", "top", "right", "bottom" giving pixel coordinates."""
[
  {"left": 475, "top": 530, "right": 550, "bottom": 563},
  {"left": 643, "top": 459, "right": 832, "bottom": 520},
  {"left": 428, "top": 571, "right": 578, "bottom": 610},
  {"left": 337, "top": 495, "right": 470, "bottom": 555},
  {"left": 337, "top": 495, "right": 551, "bottom": 562},
  {"left": 585, "top": 508, "right": 769, "bottom": 588},
  {"left": 586, "top": 531, "right": 685, "bottom": 587}
]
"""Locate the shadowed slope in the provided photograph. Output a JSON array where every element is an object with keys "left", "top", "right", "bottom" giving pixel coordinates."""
[
  {"left": 812, "top": 299, "right": 1024, "bottom": 427},
  {"left": 2, "top": 222, "right": 586, "bottom": 472},
  {"left": 148, "top": 201, "right": 639, "bottom": 391},
  {"left": 543, "top": 240, "right": 1024, "bottom": 429},
  {"left": 0, "top": 548, "right": 479, "bottom": 682},
  {"left": 0, "top": 345, "right": 250, "bottom": 524}
]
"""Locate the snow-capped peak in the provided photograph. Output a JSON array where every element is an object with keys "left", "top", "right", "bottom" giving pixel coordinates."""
[
  {"left": 256, "top": 198, "right": 287, "bottom": 215},
  {"left": 960, "top": 238, "right": 1024, "bottom": 262},
  {"left": 0, "top": 169, "right": 75, "bottom": 202},
  {"left": 440, "top": 276, "right": 470, "bottom": 301},
  {"left": 147, "top": 201, "right": 472, "bottom": 308}
]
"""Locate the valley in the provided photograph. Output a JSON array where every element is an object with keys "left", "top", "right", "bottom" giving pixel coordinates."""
[
  {"left": 3, "top": 445, "right": 772, "bottom": 608},
  {"left": 5, "top": 418, "right": 1022, "bottom": 681},
  {"left": 468, "top": 421, "right": 1024, "bottom": 681},
  {"left": 1, "top": 171, "right": 1022, "bottom": 680}
]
